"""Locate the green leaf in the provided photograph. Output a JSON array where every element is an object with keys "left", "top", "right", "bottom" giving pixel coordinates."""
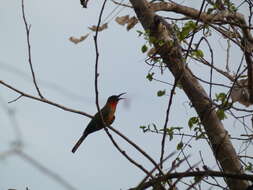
[
  {"left": 158, "top": 39, "right": 165, "bottom": 46},
  {"left": 179, "top": 21, "right": 197, "bottom": 41},
  {"left": 139, "top": 125, "right": 146, "bottom": 129},
  {"left": 166, "top": 126, "right": 183, "bottom": 141},
  {"left": 214, "top": 92, "right": 232, "bottom": 109},
  {"left": 215, "top": 92, "right": 227, "bottom": 102},
  {"left": 139, "top": 125, "right": 148, "bottom": 133},
  {"left": 216, "top": 109, "right": 227, "bottom": 120},
  {"left": 157, "top": 90, "right": 166, "bottom": 97},
  {"left": 166, "top": 128, "right": 174, "bottom": 141},
  {"left": 245, "top": 162, "right": 253, "bottom": 172},
  {"left": 188, "top": 117, "right": 199, "bottom": 129},
  {"left": 177, "top": 142, "right": 184, "bottom": 150},
  {"left": 146, "top": 72, "right": 154, "bottom": 81},
  {"left": 192, "top": 49, "right": 204, "bottom": 58},
  {"left": 141, "top": 44, "right": 148, "bottom": 53},
  {"left": 224, "top": 1, "right": 237, "bottom": 12}
]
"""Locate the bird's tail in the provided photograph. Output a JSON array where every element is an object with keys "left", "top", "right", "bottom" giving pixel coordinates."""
[{"left": 71, "top": 133, "right": 88, "bottom": 153}]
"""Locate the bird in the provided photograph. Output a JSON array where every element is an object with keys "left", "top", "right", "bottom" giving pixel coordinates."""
[{"left": 71, "top": 93, "right": 126, "bottom": 153}]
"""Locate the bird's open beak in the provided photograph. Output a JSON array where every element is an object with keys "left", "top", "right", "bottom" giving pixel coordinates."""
[{"left": 117, "top": 92, "right": 126, "bottom": 100}]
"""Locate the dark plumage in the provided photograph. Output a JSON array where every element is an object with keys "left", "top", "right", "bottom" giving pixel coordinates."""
[{"left": 71, "top": 93, "right": 125, "bottom": 153}]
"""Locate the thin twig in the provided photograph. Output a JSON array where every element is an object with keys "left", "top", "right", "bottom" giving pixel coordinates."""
[
  {"left": 21, "top": 0, "right": 43, "bottom": 98},
  {"left": 108, "top": 126, "right": 166, "bottom": 177},
  {"left": 0, "top": 80, "right": 165, "bottom": 179},
  {"left": 226, "top": 37, "right": 231, "bottom": 72},
  {"left": 192, "top": 73, "right": 231, "bottom": 88},
  {"left": 160, "top": 79, "right": 177, "bottom": 168},
  {"left": 130, "top": 170, "right": 253, "bottom": 190},
  {"left": 93, "top": 0, "right": 107, "bottom": 118},
  {"left": 184, "top": 0, "right": 206, "bottom": 60},
  {"left": 92, "top": 0, "right": 159, "bottom": 181},
  {"left": 0, "top": 80, "right": 93, "bottom": 118},
  {"left": 160, "top": 0, "right": 206, "bottom": 168},
  {"left": 192, "top": 56, "right": 234, "bottom": 81},
  {"left": 8, "top": 95, "right": 23, "bottom": 104},
  {"left": 195, "top": 37, "right": 214, "bottom": 99},
  {"left": 104, "top": 128, "right": 153, "bottom": 178},
  {"left": 111, "top": 0, "right": 132, "bottom": 8},
  {"left": 172, "top": 162, "right": 200, "bottom": 189},
  {"left": 137, "top": 152, "right": 176, "bottom": 188}
]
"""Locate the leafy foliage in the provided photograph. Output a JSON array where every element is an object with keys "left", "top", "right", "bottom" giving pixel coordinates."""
[
  {"left": 191, "top": 49, "right": 204, "bottom": 58},
  {"left": 139, "top": 123, "right": 159, "bottom": 133},
  {"left": 213, "top": 92, "right": 232, "bottom": 120},
  {"left": 188, "top": 116, "right": 206, "bottom": 140},
  {"left": 140, "top": 124, "right": 183, "bottom": 142},
  {"left": 165, "top": 126, "right": 183, "bottom": 141},
  {"left": 188, "top": 117, "right": 200, "bottom": 129},
  {"left": 177, "top": 141, "right": 184, "bottom": 150},
  {"left": 141, "top": 44, "right": 148, "bottom": 53},
  {"left": 245, "top": 162, "right": 253, "bottom": 173},
  {"left": 216, "top": 109, "right": 227, "bottom": 120},
  {"left": 178, "top": 21, "right": 197, "bottom": 41},
  {"left": 215, "top": 92, "right": 227, "bottom": 103},
  {"left": 146, "top": 72, "right": 154, "bottom": 81},
  {"left": 157, "top": 90, "right": 166, "bottom": 97}
]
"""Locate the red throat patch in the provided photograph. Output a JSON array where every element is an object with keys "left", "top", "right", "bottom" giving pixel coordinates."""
[{"left": 109, "top": 101, "right": 118, "bottom": 109}]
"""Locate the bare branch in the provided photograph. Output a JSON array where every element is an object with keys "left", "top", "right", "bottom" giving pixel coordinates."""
[
  {"left": 104, "top": 128, "right": 154, "bottom": 179},
  {"left": 160, "top": 79, "right": 177, "bottom": 168},
  {"left": 137, "top": 152, "right": 176, "bottom": 188},
  {"left": 8, "top": 95, "right": 23, "bottom": 104},
  {"left": 21, "top": 0, "right": 44, "bottom": 98},
  {"left": 111, "top": 0, "right": 132, "bottom": 8},
  {"left": 129, "top": 0, "right": 249, "bottom": 189},
  {"left": 184, "top": 0, "right": 206, "bottom": 60},
  {"left": 130, "top": 170, "right": 253, "bottom": 190},
  {"left": 160, "top": 0, "right": 206, "bottom": 169},
  {"left": 0, "top": 80, "right": 93, "bottom": 118},
  {"left": 92, "top": 0, "right": 161, "bottom": 184},
  {"left": 108, "top": 125, "right": 166, "bottom": 178},
  {"left": 151, "top": 1, "right": 253, "bottom": 41}
]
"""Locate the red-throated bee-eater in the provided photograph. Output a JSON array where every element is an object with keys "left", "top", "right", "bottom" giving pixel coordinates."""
[{"left": 71, "top": 93, "right": 126, "bottom": 153}]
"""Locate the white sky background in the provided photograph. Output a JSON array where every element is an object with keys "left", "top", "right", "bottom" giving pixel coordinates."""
[{"left": 0, "top": 0, "right": 252, "bottom": 190}]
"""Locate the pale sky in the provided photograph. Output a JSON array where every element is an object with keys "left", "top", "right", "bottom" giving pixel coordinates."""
[{"left": 1, "top": 0, "right": 252, "bottom": 190}]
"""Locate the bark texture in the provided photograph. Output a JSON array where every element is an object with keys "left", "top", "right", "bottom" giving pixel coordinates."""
[{"left": 129, "top": 0, "right": 249, "bottom": 189}]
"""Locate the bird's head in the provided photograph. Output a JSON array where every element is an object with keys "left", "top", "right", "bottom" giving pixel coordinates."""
[{"left": 106, "top": 93, "right": 126, "bottom": 107}]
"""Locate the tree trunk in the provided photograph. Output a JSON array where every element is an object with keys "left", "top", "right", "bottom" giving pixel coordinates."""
[{"left": 129, "top": 0, "right": 249, "bottom": 189}]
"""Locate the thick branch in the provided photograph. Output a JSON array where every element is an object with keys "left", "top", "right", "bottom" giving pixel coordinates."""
[
  {"left": 130, "top": 170, "right": 253, "bottom": 190},
  {"left": 151, "top": 1, "right": 253, "bottom": 105},
  {"left": 245, "top": 52, "right": 253, "bottom": 103},
  {"left": 129, "top": 0, "right": 249, "bottom": 189},
  {"left": 151, "top": 1, "right": 253, "bottom": 43}
]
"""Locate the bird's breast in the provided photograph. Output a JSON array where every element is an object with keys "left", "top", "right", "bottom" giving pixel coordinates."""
[{"left": 105, "top": 109, "right": 115, "bottom": 125}]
